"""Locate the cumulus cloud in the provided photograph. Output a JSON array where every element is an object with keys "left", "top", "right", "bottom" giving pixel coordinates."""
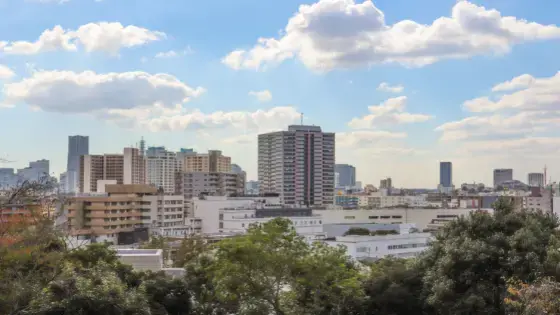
[
  {"left": 155, "top": 46, "right": 194, "bottom": 58},
  {"left": 2, "top": 70, "right": 205, "bottom": 113},
  {"left": 222, "top": 0, "right": 560, "bottom": 72},
  {"left": 437, "top": 72, "right": 560, "bottom": 143},
  {"left": 249, "top": 90, "right": 273, "bottom": 102},
  {"left": 1, "top": 22, "right": 165, "bottom": 55},
  {"left": 348, "top": 96, "right": 432, "bottom": 129},
  {"left": 377, "top": 82, "right": 404, "bottom": 93},
  {"left": 337, "top": 130, "right": 407, "bottom": 147},
  {"left": 0, "top": 65, "right": 15, "bottom": 80}
]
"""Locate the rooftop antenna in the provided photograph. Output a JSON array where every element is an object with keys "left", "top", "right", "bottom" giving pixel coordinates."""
[
  {"left": 544, "top": 165, "right": 548, "bottom": 186},
  {"left": 300, "top": 112, "right": 304, "bottom": 125}
]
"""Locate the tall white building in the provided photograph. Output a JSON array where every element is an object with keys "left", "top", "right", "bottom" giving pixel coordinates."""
[
  {"left": 258, "top": 125, "right": 335, "bottom": 207},
  {"left": 146, "top": 147, "right": 180, "bottom": 194}
]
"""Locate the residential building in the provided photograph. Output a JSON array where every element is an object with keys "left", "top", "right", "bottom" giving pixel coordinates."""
[
  {"left": 115, "top": 249, "right": 186, "bottom": 277},
  {"left": 145, "top": 147, "right": 179, "bottom": 194},
  {"left": 231, "top": 164, "right": 243, "bottom": 174},
  {"left": 494, "top": 169, "right": 513, "bottom": 188},
  {"left": 182, "top": 150, "right": 231, "bottom": 173},
  {"left": 258, "top": 125, "right": 335, "bottom": 206},
  {"left": 176, "top": 171, "right": 245, "bottom": 202},
  {"left": 192, "top": 196, "right": 324, "bottom": 241},
  {"left": 324, "top": 233, "right": 432, "bottom": 261},
  {"left": 528, "top": 173, "right": 544, "bottom": 187},
  {"left": 65, "top": 184, "right": 193, "bottom": 245},
  {"left": 439, "top": 162, "right": 452, "bottom": 188},
  {"left": 80, "top": 148, "right": 144, "bottom": 193},
  {"left": 335, "top": 164, "right": 356, "bottom": 188},
  {"left": 524, "top": 188, "right": 552, "bottom": 212},
  {"left": 380, "top": 177, "right": 392, "bottom": 189},
  {"left": 67, "top": 135, "right": 89, "bottom": 193}
]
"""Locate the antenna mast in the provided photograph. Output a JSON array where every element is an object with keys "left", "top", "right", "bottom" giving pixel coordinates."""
[
  {"left": 544, "top": 165, "right": 548, "bottom": 186},
  {"left": 300, "top": 113, "right": 304, "bottom": 125}
]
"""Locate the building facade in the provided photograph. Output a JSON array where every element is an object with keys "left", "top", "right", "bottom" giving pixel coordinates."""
[
  {"left": 528, "top": 173, "right": 544, "bottom": 187},
  {"left": 258, "top": 125, "right": 335, "bottom": 206},
  {"left": 80, "top": 148, "right": 144, "bottom": 193},
  {"left": 67, "top": 135, "right": 89, "bottom": 193},
  {"left": 493, "top": 169, "right": 513, "bottom": 188},
  {"left": 335, "top": 164, "right": 356, "bottom": 188},
  {"left": 176, "top": 171, "right": 245, "bottom": 203},
  {"left": 439, "top": 162, "right": 452, "bottom": 188},
  {"left": 146, "top": 147, "right": 179, "bottom": 194},
  {"left": 182, "top": 150, "right": 231, "bottom": 173}
]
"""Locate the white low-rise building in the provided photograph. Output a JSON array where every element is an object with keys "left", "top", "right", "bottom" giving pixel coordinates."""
[
  {"left": 324, "top": 233, "right": 432, "bottom": 261},
  {"left": 192, "top": 196, "right": 324, "bottom": 241},
  {"left": 318, "top": 208, "right": 487, "bottom": 231}
]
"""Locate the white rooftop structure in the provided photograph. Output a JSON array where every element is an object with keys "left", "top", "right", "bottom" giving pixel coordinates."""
[{"left": 115, "top": 249, "right": 163, "bottom": 272}]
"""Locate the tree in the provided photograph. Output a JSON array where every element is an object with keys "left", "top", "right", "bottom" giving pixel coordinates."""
[
  {"left": 420, "top": 197, "right": 560, "bottom": 315},
  {"left": 505, "top": 278, "right": 560, "bottom": 314},
  {"left": 343, "top": 227, "right": 370, "bottom": 236},
  {"left": 362, "top": 258, "right": 428, "bottom": 315},
  {"left": 209, "top": 218, "right": 364, "bottom": 315}
]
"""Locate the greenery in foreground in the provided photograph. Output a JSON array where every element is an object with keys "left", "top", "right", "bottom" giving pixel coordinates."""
[{"left": 2, "top": 198, "right": 560, "bottom": 314}]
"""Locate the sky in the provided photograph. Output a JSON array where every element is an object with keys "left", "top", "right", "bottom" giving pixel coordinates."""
[{"left": 2, "top": 0, "right": 560, "bottom": 188}]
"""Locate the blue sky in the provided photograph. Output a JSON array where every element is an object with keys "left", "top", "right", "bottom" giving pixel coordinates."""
[{"left": 2, "top": 0, "right": 560, "bottom": 188}]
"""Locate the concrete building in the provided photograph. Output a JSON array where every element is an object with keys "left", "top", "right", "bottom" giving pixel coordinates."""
[
  {"left": 524, "top": 188, "right": 552, "bottom": 212},
  {"left": 323, "top": 223, "right": 418, "bottom": 237},
  {"left": 182, "top": 150, "right": 231, "bottom": 173},
  {"left": 318, "top": 208, "right": 487, "bottom": 231},
  {"left": 246, "top": 180, "right": 260, "bottom": 195},
  {"left": 380, "top": 177, "right": 392, "bottom": 189},
  {"left": 324, "top": 233, "right": 432, "bottom": 261},
  {"left": 17, "top": 159, "right": 50, "bottom": 182},
  {"left": 439, "top": 162, "right": 452, "bottom": 188},
  {"left": 67, "top": 135, "right": 89, "bottom": 193},
  {"left": 146, "top": 147, "right": 179, "bottom": 194},
  {"left": 335, "top": 164, "right": 356, "bottom": 188},
  {"left": 0, "top": 168, "right": 18, "bottom": 190},
  {"left": 66, "top": 184, "right": 189, "bottom": 245},
  {"left": 176, "top": 171, "right": 245, "bottom": 202},
  {"left": 258, "top": 125, "right": 335, "bottom": 206},
  {"left": 528, "top": 173, "right": 544, "bottom": 187},
  {"left": 80, "top": 148, "right": 144, "bottom": 193},
  {"left": 191, "top": 196, "right": 324, "bottom": 241},
  {"left": 494, "top": 169, "right": 513, "bottom": 188},
  {"left": 231, "top": 164, "right": 243, "bottom": 174}
]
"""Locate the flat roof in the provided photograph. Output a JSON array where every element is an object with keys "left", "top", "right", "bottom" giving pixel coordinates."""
[{"left": 115, "top": 249, "right": 162, "bottom": 256}]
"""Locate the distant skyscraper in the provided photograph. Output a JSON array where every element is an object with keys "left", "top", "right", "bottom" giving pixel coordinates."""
[
  {"left": 67, "top": 135, "right": 89, "bottom": 193},
  {"left": 439, "top": 162, "right": 452, "bottom": 188},
  {"left": 528, "top": 173, "right": 544, "bottom": 187},
  {"left": 380, "top": 177, "right": 392, "bottom": 189},
  {"left": 17, "top": 159, "right": 50, "bottom": 181},
  {"left": 258, "top": 125, "right": 335, "bottom": 206},
  {"left": 335, "top": 164, "right": 356, "bottom": 188},
  {"left": 493, "top": 169, "right": 513, "bottom": 188}
]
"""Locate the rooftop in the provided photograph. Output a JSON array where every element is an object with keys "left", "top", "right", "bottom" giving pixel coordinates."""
[{"left": 115, "top": 249, "right": 162, "bottom": 256}]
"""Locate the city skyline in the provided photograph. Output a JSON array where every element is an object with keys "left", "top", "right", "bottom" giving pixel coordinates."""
[{"left": 2, "top": 0, "right": 560, "bottom": 187}]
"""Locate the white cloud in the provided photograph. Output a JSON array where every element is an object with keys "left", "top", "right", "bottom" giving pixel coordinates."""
[
  {"left": 337, "top": 130, "right": 407, "bottom": 147},
  {"left": 377, "top": 82, "right": 404, "bottom": 93},
  {"left": 1, "top": 22, "right": 165, "bottom": 55},
  {"left": 437, "top": 72, "right": 560, "bottom": 143},
  {"left": 348, "top": 96, "right": 432, "bottom": 129},
  {"left": 222, "top": 0, "right": 560, "bottom": 72},
  {"left": 155, "top": 47, "right": 194, "bottom": 58},
  {"left": 2, "top": 70, "right": 205, "bottom": 113},
  {"left": 248, "top": 90, "right": 273, "bottom": 102},
  {"left": 0, "top": 65, "right": 15, "bottom": 80}
]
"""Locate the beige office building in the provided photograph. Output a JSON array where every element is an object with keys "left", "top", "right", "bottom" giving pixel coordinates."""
[{"left": 182, "top": 150, "right": 231, "bottom": 173}]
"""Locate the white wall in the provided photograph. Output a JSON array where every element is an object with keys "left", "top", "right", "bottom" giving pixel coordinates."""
[
  {"left": 317, "top": 208, "right": 479, "bottom": 230},
  {"left": 325, "top": 233, "right": 432, "bottom": 260}
]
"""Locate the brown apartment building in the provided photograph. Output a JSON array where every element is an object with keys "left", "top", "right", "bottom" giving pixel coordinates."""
[
  {"left": 79, "top": 148, "right": 145, "bottom": 193},
  {"left": 182, "top": 150, "right": 231, "bottom": 173}
]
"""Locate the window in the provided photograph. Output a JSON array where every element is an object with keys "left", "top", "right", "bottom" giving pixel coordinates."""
[
  {"left": 380, "top": 216, "right": 390, "bottom": 219},
  {"left": 356, "top": 247, "right": 369, "bottom": 253},
  {"left": 368, "top": 216, "right": 378, "bottom": 219},
  {"left": 391, "top": 215, "right": 402, "bottom": 219},
  {"left": 344, "top": 216, "right": 355, "bottom": 219}
]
